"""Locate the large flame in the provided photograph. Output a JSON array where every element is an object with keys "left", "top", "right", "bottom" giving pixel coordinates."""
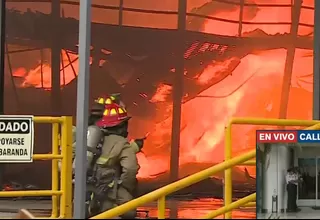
[
  {"left": 12, "top": 50, "right": 79, "bottom": 89},
  {"left": 136, "top": 1, "right": 314, "bottom": 178},
  {"left": 11, "top": 0, "right": 314, "bottom": 180}
]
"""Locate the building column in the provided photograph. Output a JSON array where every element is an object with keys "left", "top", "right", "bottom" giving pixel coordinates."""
[
  {"left": 170, "top": 0, "right": 186, "bottom": 183},
  {"left": 51, "top": 0, "right": 61, "bottom": 115},
  {"left": 262, "top": 144, "right": 290, "bottom": 213},
  {"left": 0, "top": 0, "right": 6, "bottom": 190}
]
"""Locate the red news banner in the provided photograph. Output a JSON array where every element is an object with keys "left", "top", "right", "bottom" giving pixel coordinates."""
[{"left": 256, "top": 130, "right": 298, "bottom": 143}]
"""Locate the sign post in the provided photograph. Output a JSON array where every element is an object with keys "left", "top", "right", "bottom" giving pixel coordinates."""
[{"left": 0, "top": 115, "right": 34, "bottom": 163}]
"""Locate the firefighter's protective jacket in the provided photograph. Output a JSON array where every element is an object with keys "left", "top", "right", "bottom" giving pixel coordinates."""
[
  {"left": 95, "top": 134, "right": 139, "bottom": 192},
  {"left": 69, "top": 126, "right": 141, "bottom": 173}
]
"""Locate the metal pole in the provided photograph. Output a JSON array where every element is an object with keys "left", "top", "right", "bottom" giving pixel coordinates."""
[
  {"left": 278, "top": 0, "right": 302, "bottom": 119},
  {"left": 51, "top": 0, "right": 61, "bottom": 115},
  {"left": 73, "top": 0, "right": 92, "bottom": 218},
  {"left": 238, "top": 0, "right": 244, "bottom": 37},
  {"left": 0, "top": 0, "right": 5, "bottom": 120},
  {"left": 119, "top": 0, "right": 123, "bottom": 26},
  {"left": 169, "top": 0, "right": 186, "bottom": 183},
  {"left": 313, "top": 0, "right": 320, "bottom": 120},
  {"left": 0, "top": 0, "right": 6, "bottom": 190}
]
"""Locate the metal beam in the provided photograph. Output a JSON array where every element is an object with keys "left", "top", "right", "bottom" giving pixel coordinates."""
[
  {"left": 313, "top": 0, "right": 320, "bottom": 120},
  {"left": 51, "top": 0, "right": 61, "bottom": 114},
  {"left": 0, "top": 0, "right": 6, "bottom": 190},
  {"left": 279, "top": 0, "right": 302, "bottom": 119},
  {"left": 73, "top": 0, "right": 92, "bottom": 218},
  {"left": 170, "top": 0, "right": 186, "bottom": 183},
  {"left": 119, "top": 0, "right": 124, "bottom": 26},
  {"left": 0, "top": 0, "right": 5, "bottom": 115}
]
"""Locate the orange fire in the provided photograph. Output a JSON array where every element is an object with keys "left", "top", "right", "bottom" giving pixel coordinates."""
[
  {"left": 150, "top": 83, "right": 172, "bottom": 103},
  {"left": 196, "top": 58, "right": 237, "bottom": 85},
  {"left": 11, "top": 1, "right": 314, "bottom": 180},
  {"left": 137, "top": 1, "right": 314, "bottom": 178},
  {"left": 12, "top": 50, "right": 79, "bottom": 89}
]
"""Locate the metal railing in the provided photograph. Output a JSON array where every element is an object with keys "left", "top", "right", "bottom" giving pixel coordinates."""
[
  {"left": 90, "top": 149, "right": 256, "bottom": 219},
  {"left": 0, "top": 116, "right": 73, "bottom": 219},
  {"left": 204, "top": 193, "right": 256, "bottom": 219},
  {"left": 224, "top": 117, "right": 320, "bottom": 219},
  {"left": 91, "top": 117, "right": 320, "bottom": 219}
]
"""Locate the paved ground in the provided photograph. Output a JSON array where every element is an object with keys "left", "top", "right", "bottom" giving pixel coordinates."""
[
  {"left": 0, "top": 213, "right": 15, "bottom": 219},
  {"left": 278, "top": 207, "right": 320, "bottom": 219},
  {"left": 0, "top": 199, "right": 256, "bottom": 219},
  {"left": 0, "top": 200, "right": 51, "bottom": 211},
  {"left": 0, "top": 200, "right": 51, "bottom": 218},
  {"left": 257, "top": 207, "right": 320, "bottom": 219}
]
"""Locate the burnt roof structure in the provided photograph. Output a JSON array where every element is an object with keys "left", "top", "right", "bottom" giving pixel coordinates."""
[{"left": 4, "top": 0, "right": 314, "bottom": 109}]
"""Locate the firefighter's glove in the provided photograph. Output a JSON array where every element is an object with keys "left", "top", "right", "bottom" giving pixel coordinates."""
[{"left": 134, "top": 139, "right": 144, "bottom": 151}]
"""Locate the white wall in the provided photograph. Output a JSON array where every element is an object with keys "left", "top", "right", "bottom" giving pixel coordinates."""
[
  {"left": 295, "top": 147, "right": 320, "bottom": 158},
  {"left": 263, "top": 144, "right": 290, "bottom": 213}
]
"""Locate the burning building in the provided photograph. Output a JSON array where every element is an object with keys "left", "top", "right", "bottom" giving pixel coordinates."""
[{"left": 1, "top": 0, "right": 314, "bottom": 197}]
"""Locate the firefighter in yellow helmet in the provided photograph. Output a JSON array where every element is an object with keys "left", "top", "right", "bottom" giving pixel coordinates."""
[
  {"left": 95, "top": 93, "right": 126, "bottom": 109},
  {"left": 87, "top": 102, "right": 139, "bottom": 219},
  {"left": 72, "top": 94, "right": 144, "bottom": 172},
  {"left": 71, "top": 94, "right": 144, "bottom": 218},
  {"left": 85, "top": 94, "right": 144, "bottom": 165}
]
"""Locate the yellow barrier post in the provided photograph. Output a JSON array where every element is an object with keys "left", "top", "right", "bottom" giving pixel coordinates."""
[
  {"left": 59, "top": 122, "right": 67, "bottom": 218},
  {"left": 34, "top": 116, "right": 65, "bottom": 219},
  {"left": 0, "top": 116, "right": 75, "bottom": 219},
  {"left": 203, "top": 193, "right": 256, "bottom": 219},
  {"left": 224, "top": 125, "right": 232, "bottom": 219},
  {"left": 157, "top": 196, "right": 166, "bottom": 219},
  {"left": 51, "top": 123, "right": 59, "bottom": 218},
  {"left": 60, "top": 116, "right": 74, "bottom": 219},
  {"left": 64, "top": 116, "right": 74, "bottom": 219}
]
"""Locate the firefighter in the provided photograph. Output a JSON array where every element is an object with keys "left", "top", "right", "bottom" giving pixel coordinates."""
[
  {"left": 92, "top": 93, "right": 144, "bottom": 154},
  {"left": 89, "top": 102, "right": 139, "bottom": 219},
  {"left": 83, "top": 96, "right": 144, "bottom": 218},
  {"left": 97, "top": 93, "right": 145, "bottom": 153},
  {"left": 68, "top": 101, "right": 106, "bottom": 173},
  {"left": 72, "top": 94, "right": 144, "bottom": 171},
  {"left": 96, "top": 93, "right": 126, "bottom": 108}
]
